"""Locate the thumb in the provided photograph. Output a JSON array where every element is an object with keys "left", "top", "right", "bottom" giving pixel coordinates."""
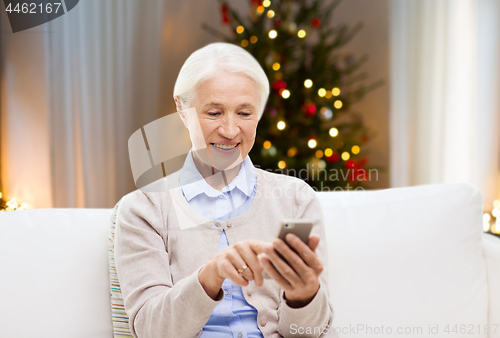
[{"left": 308, "top": 235, "right": 320, "bottom": 252}]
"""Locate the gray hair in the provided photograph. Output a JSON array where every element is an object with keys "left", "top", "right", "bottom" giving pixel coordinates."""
[{"left": 173, "top": 42, "right": 270, "bottom": 120}]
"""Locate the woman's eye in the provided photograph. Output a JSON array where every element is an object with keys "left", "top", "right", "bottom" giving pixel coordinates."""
[
  {"left": 207, "top": 112, "right": 221, "bottom": 116},
  {"left": 239, "top": 112, "right": 251, "bottom": 116}
]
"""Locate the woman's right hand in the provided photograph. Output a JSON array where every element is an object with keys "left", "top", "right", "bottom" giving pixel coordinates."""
[{"left": 198, "top": 240, "right": 270, "bottom": 299}]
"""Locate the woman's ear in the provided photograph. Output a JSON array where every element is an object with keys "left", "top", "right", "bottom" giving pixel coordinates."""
[{"left": 174, "top": 97, "right": 188, "bottom": 128}]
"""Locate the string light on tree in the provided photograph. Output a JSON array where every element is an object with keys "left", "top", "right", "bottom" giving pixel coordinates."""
[
  {"left": 272, "top": 62, "right": 280, "bottom": 71},
  {"left": 267, "top": 10, "right": 275, "bottom": 18},
  {"left": 308, "top": 139, "right": 317, "bottom": 148},
  {"left": 263, "top": 0, "right": 271, "bottom": 7},
  {"left": 263, "top": 140, "right": 271, "bottom": 149},
  {"left": 319, "top": 107, "right": 333, "bottom": 119},
  {"left": 257, "top": 5, "right": 265, "bottom": 14},
  {"left": 318, "top": 88, "right": 326, "bottom": 97},
  {"left": 332, "top": 87, "right": 341, "bottom": 96},
  {"left": 325, "top": 91, "right": 332, "bottom": 99},
  {"left": 268, "top": 146, "right": 277, "bottom": 156},
  {"left": 278, "top": 160, "right": 286, "bottom": 169},
  {"left": 352, "top": 145, "right": 360, "bottom": 154},
  {"left": 236, "top": 26, "right": 244, "bottom": 34},
  {"left": 250, "top": 36, "right": 258, "bottom": 43},
  {"left": 297, "top": 29, "right": 306, "bottom": 38},
  {"left": 304, "top": 79, "right": 313, "bottom": 88},
  {"left": 324, "top": 148, "right": 333, "bottom": 157},
  {"left": 269, "top": 30, "right": 278, "bottom": 39},
  {"left": 329, "top": 127, "right": 339, "bottom": 137},
  {"left": 241, "top": 40, "right": 249, "bottom": 47},
  {"left": 287, "top": 147, "right": 297, "bottom": 157},
  {"left": 0, "top": 192, "right": 29, "bottom": 211},
  {"left": 315, "top": 150, "right": 323, "bottom": 158},
  {"left": 334, "top": 100, "right": 343, "bottom": 109},
  {"left": 281, "top": 89, "right": 290, "bottom": 98},
  {"left": 341, "top": 151, "right": 350, "bottom": 161},
  {"left": 277, "top": 120, "right": 286, "bottom": 130}
]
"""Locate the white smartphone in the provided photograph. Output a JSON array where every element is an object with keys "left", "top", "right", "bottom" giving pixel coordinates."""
[{"left": 260, "top": 219, "right": 313, "bottom": 279}]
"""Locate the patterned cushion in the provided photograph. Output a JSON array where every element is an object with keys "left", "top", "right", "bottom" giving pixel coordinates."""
[{"left": 108, "top": 200, "right": 134, "bottom": 337}]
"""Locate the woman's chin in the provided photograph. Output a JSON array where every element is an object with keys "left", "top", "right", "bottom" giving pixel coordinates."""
[
  {"left": 192, "top": 146, "right": 244, "bottom": 172},
  {"left": 209, "top": 144, "right": 243, "bottom": 171}
]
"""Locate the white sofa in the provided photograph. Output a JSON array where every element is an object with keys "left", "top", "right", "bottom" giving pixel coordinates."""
[{"left": 0, "top": 182, "right": 499, "bottom": 338}]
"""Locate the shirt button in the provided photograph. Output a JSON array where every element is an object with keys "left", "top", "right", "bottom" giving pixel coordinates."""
[
  {"left": 261, "top": 321, "right": 266, "bottom": 326},
  {"left": 223, "top": 289, "right": 228, "bottom": 295},
  {"left": 219, "top": 195, "right": 224, "bottom": 199},
  {"left": 247, "top": 290, "right": 252, "bottom": 296},
  {"left": 227, "top": 222, "right": 232, "bottom": 228},
  {"left": 237, "top": 333, "right": 243, "bottom": 338}
]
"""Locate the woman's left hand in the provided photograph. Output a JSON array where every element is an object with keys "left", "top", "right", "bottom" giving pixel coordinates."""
[{"left": 259, "top": 233, "right": 323, "bottom": 308}]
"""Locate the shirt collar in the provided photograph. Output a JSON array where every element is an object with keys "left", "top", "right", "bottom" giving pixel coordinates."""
[{"left": 179, "top": 150, "right": 256, "bottom": 202}]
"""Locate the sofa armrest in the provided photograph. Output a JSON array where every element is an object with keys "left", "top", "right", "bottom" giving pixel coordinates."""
[{"left": 482, "top": 233, "right": 500, "bottom": 338}]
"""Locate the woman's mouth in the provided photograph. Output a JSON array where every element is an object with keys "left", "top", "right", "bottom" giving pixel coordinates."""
[{"left": 211, "top": 143, "right": 240, "bottom": 151}]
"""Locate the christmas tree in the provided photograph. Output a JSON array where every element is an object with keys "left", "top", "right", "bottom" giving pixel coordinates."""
[{"left": 203, "top": 0, "right": 383, "bottom": 190}]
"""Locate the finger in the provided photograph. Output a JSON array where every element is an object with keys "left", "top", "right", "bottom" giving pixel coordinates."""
[
  {"left": 265, "top": 244, "right": 302, "bottom": 286},
  {"left": 247, "top": 240, "right": 269, "bottom": 255},
  {"left": 285, "top": 233, "right": 323, "bottom": 272},
  {"left": 308, "top": 234, "right": 320, "bottom": 252},
  {"left": 258, "top": 254, "right": 291, "bottom": 290},
  {"left": 219, "top": 258, "right": 249, "bottom": 287},
  {"left": 272, "top": 238, "right": 310, "bottom": 282},
  {"left": 225, "top": 249, "right": 254, "bottom": 284},
  {"left": 234, "top": 242, "right": 264, "bottom": 286}
]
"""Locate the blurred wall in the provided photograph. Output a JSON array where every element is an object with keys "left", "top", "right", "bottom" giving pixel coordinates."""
[
  {"left": 158, "top": 0, "right": 390, "bottom": 189},
  {"left": 335, "top": 0, "right": 390, "bottom": 189}
]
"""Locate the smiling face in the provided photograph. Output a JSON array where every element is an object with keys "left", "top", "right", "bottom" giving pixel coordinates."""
[{"left": 177, "top": 71, "right": 260, "bottom": 172}]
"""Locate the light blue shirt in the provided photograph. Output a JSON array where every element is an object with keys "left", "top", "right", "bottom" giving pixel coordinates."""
[{"left": 178, "top": 151, "right": 264, "bottom": 338}]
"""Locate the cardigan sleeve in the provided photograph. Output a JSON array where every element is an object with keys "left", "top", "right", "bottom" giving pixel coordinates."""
[
  {"left": 277, "top": 182, "right": 338, "bottom": 338},
  {"left": 114, "top": 190, "right": 224, "bottom": 338}
]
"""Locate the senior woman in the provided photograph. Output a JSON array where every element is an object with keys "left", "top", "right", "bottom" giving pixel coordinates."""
[{"left": 114, "top": 42, "right": 337, "bottom": 338}]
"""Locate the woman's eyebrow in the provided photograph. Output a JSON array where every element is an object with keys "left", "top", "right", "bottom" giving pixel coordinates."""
[{"left": 202, "top": 102, "right": 256, "bottom": 110}]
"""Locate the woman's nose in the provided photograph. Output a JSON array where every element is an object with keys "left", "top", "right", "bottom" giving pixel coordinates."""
[{"left": 218, "top": 115, "right": 239, "bottom": 139}]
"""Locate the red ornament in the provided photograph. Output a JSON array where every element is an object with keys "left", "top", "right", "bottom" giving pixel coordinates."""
[
  {"left": 301, "top": 102, "right": 316, "bottom": 117},
  {"left": 251, "top": 0, "right": 263, "bottom": 7},
  {"left": 345, "top": 159, "right": 357, "bottom": 169},
  {"left": 271, "top": 80, "right": 287, "bottom": 91},
  {"left": 344, "top": 159, "right": 369, "bottom": 182},
  {"left": 311, "top": 17, "right": 321, "bottom": 27},
  {"left": 220, "top": 4, "right": 230, "bottom": 25},
  {"left": 325, "top": 153, "right": 340, "bottom": 163},
  {"left": 306, "top": 103, "right": 316, "bottom": 117}
]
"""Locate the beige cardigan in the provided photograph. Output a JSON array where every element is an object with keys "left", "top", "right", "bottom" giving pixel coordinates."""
[{"left": 114, "top": 168, "right": 337, "bottom": 338}]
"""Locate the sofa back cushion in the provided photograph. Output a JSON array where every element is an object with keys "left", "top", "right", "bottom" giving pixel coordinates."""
[{"left": 318, "top": 183, "right": 488, "bottom": 337}]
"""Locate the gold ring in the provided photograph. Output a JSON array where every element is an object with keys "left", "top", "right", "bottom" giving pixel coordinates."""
[{"left": 237, "top": 265, "right": 249, "bottom": 275}]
